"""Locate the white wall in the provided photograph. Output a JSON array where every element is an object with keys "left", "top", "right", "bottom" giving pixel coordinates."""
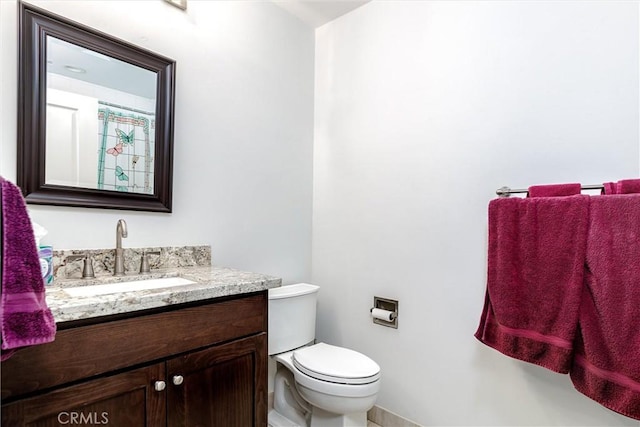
[
  {"left": 313, "top": 1, "right": 639, "bottom": 426},
  {"left": 0, "top": 0, "right": 314, "bottom": 282}
]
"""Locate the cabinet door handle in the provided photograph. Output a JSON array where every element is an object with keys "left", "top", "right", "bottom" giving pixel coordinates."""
[
  {"left": 172, "top": 375, "right": 184, "bottom": 386},
  {"left": 154, "top": 380, "right": 166, "bottom": 392}
]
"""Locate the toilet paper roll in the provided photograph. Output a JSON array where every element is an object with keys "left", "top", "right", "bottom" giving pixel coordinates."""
[{"left": 370, "top": 308, "right": 396, "bottom": 321}]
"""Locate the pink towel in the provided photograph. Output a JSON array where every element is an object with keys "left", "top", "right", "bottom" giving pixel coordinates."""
[
  {"left": 527, "top": 183, "right": 582, "bottom": 198},
  {"left": 570, "top": 195, "right": 640, "bottom": 420},
  {"left": 475, "top": 195, "right": 589, "bottom": 373},
  {"left": 602, "top": 182, "right": 617, "bottom": 195},
  {"left": 602, "top": 179, "right": 640, "bottom": 195},
  {"left": 1, "top": 177, "right": 56, "bottom": 361},
  {"left": 616, "top": 179, "right": 640, "bottom": 194}
]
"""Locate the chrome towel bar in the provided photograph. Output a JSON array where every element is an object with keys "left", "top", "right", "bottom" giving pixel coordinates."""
[{"left": 496, "top": 184, "right": 604, "bottom": 198}]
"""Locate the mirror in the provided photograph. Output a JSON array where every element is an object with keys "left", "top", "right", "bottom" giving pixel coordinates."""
[{"left": 18, "top": 3, "right": 176, "bottom": 212}]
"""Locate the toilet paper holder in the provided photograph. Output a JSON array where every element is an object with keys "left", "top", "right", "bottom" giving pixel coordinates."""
[{"left": 370, "top": 296, "right": 398, "bottom": 329}]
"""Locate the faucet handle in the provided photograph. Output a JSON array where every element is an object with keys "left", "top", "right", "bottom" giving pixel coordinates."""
[
  {"left": 66, "top": 254, "right": 96, "bottom": 279},
  {"left": 82, "top": 255, "right": 95, "bottom": 279},
  {"left": 139, "top": 251, "right": 161, "bottom": 274}
]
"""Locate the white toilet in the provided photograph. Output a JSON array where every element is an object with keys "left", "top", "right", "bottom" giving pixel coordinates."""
[{"left": 268, "top": 283, "right": 381, "bottom": 427}]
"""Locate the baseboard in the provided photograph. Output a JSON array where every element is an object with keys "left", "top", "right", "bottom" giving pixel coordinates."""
[{"left": 367, "top": 405, "right": 423, "bottom": 427}]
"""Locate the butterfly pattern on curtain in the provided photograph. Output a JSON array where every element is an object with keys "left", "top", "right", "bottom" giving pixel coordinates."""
[{"left": 97, "top": 105, "right": 155, "bottom": 194}]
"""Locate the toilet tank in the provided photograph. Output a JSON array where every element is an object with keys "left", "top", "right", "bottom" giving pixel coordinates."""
[{"left": 268, "top": 283, "right": 319, "bottom": 355}]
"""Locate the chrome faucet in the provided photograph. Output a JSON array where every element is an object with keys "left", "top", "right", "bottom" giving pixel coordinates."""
[{"left": 114, "top": 219, "right": 128, "bottom": 276}]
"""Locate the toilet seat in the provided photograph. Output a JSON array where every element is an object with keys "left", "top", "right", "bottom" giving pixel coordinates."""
[
  {"left": 292, "top": 343, "right": 380, "bottom": 385},
  {"left": 273, "top": 345, "right": 381, "bottom": 399}
]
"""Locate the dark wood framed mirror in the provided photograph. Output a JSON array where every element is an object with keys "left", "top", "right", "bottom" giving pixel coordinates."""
[{"left": 18, "top": 2, "right": 176, "bottom": 212}]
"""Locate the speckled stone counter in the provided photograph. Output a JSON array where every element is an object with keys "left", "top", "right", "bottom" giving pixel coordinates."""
[{"left": 46, "top": 266, "right": 281, "bottom": 323}]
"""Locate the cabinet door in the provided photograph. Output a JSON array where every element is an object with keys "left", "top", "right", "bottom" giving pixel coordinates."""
[
  {"left": 2, "top": 363, "right": 166, "bottom": 427},
  {"left": 167, "top": 333, "right": 267, "bottom": 427}
]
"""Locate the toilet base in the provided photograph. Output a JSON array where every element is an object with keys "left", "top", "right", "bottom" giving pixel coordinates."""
[
  {"left": 269, "top": 408, "right": 367, "bottom": 427},
  {"left": 310, "top": 407, "right": 367, "bottom": 427},
  {"left": 268, "top": 409, "right": 301, "bottom": 427}
]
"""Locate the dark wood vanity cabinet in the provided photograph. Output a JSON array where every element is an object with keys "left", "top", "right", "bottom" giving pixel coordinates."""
[
  {"left": 2, "top": 363, "right": 166, "bottom": 426},
  {"left": 1, "top": 292, "right": 268, "bottom": 427}
]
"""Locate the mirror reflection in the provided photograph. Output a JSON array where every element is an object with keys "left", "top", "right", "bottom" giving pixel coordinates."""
[{"left": 45, "top": 36, "right": 157, "bottom": 195}]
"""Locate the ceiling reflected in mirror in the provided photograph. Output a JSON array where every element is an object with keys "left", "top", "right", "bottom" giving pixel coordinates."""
[{"left": 47, "top": 37, "right": 156, "bottom": 99}]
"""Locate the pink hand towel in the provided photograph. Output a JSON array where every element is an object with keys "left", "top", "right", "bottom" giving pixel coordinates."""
[
  {"left": 1, "top": 177, "right": 56, "bottom": 361},
  {"left": 475, "top": 195, "right": 589, "bottom": 373},
  {"left": 570, "top": 195, "right": 640, "bottom": 420},
  {"left": 528, "top": 183, "right": 582, "bottom": 198}
]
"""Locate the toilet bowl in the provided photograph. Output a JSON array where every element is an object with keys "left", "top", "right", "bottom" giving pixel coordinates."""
[{"left": 268, "top": 284, "right": 381, "bottom": 427}]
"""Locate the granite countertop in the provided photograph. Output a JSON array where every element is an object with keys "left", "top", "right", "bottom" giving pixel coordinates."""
[{"left": 46, "top": 266, "right": 281, "bottom": 323}]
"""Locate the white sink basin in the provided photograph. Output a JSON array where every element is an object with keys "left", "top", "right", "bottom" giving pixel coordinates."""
[{"left": 63, "top": 277, "right": 197, "bottom": 297}]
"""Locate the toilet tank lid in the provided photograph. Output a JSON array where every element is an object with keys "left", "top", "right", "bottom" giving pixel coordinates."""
[{"left": 268, "top": 283, "right": 319, "bottom": 300}]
